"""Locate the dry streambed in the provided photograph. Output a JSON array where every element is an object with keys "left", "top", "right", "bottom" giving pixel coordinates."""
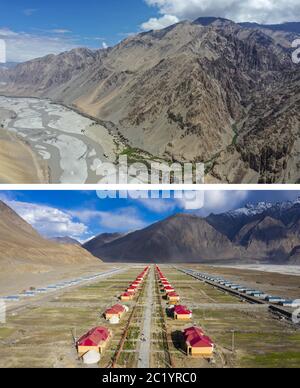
[{"left": 0, "top": 96, "right": 119, "bottom": 183}]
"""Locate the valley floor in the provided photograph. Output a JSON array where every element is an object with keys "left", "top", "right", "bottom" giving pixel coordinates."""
[
  {"left": 0, "top": 264, "right": 299, "bottom": 368},
  {"left": 0, "top": 96, "right": 120, "bottom": 184},
  {"left": 215, "top": 264, "right": 300, "bottom": 277},
  {"left": 0, "top": 263, "right": 113, "bottom": 297}
]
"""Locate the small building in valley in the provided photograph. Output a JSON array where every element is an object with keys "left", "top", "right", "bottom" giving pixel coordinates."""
[
  {"left": 77, "top": 327, "right": 111, "bottom": 357},
  {"left": 173, "top": 305, "right": 192, "bottom": 320},
  {"left": 183, "top": 327, "right": 214, "bottom": 358},
  {"left": 120, "top": 292, "right": 134, "bottom": 301},
  {"left": 167, "top": 292, "right": 180, "bottom": 303},
  {"left": 164, "top": 285, "right": 175, "bottom": 294},
  {"left": 127, "top": 286, "right": 138, "bottom": 294},
  {"left": 104, "top": 304, "right": 126, "bottom": 320}
]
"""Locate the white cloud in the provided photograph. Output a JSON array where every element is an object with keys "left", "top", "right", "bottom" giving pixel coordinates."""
[
  {"left": 5, "top": 200, "right": 89, "bottom": 239},
  {"left": 50, "top": 29, "right": 71, "bottom": 34},
  {"left": 141, "top": 14, "right": 179, "bottom": 31},
  {"left": 23, "top": 9, "right": 38, "bottom": 17},
  {"left": 176, "top": 191, "right": 205, "bottom": 211},
  {"left": 71, "top": 207, "right": 148, "bottom": 233},
  {"left": 176, "top": 190, "right": 249, "bottom": 214},
  {"left": 98, "top": 208, "right": 147, "bottom": 231},
  {"left": 0, "top": 28, "right": 80, "bottom": 62},
  {"left": 144, "top": 0, "right": 300, "bottom": 24},
  {"left": 137, "top": 197, "right": 176, "bottom": 213},
  {"left": 102, "top": 41, "right": 108, "bottom": 49}
]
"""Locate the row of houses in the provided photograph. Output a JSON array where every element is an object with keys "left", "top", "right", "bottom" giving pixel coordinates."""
[
  {"left": 187, "top": 270, "right": 300, "bottom": 308},
  {"left": 120, "top": 266, "right": 150, "bottom": 301},
  {"left": 2, "top": 270, "right": 120, "bottom": 303},
  {"left": 157, "top": 267, "right": 192, "bottom": 320},
  {"left": 76, "top": 266, "right": 150, "bottom": 363},
  {"left": 156, "top": 266, "right": 214, "bottom": 359}
]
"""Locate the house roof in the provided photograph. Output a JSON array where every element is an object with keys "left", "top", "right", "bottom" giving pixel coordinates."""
[
  {"left": 105, "top": 304, "right": 125, "bottom": 315},
  {"left": 168, "top": 292, "right": 179, "bottom": 298},
  {"left": 184, "top": 327, "right": 204, "bottom": 337},
  {"left": 183, "top": 327, "right": 214, "bottom": 349},
  {"left": 189, "top": 335, "right": 214, "bottom": 348},
  {"left": 174, "top": 305, "right": 192, "bottom": 315},
  {"left": 127, "top": 287, "right": 137, "bottom": 292},
  {"left": 77, "top": 327, "right": 110, "bottom": 347},
  {"left": 121, "top": 292, "right": 133, "bottom": 297}
]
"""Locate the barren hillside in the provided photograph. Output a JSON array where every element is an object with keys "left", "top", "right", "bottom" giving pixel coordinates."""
[{"left": 1, "top": 18, "right": 299, "bottom": 183}]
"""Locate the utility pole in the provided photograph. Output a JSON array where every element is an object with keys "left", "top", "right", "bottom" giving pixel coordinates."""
[{"left": 71, "top": 327, "right": 77, "bottom": 346}]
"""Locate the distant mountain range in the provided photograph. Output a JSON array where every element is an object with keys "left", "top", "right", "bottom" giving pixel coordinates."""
[
  {"left": 83, "top": 198, "right": 300, "bottom": 264},
  {"left": 1, "top": 197, "right": 300, "bottom": 265},
  {"left": 0, "top": 62, "right": 18, "bottom": 70},
  {"left": 0, "top": 17, "right": 299, "bottom": 183},
  {"left": 194, "top": 17, "right": 300, "bottom": 33},
  {"left": 83, "top": 232, "right": 125, "bottom": 251},
  {"left": 239, "top": 21, "right": 300, "bottom": 34}
]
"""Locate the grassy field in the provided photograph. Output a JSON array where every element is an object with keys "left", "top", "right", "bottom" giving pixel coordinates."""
[
  {"left": 0, "top": 268, "right": 144, "bottom": 368},
  {"left": 161, "top": 267, "right": 300, "bottom": 368},
  {"left": 0, "top": 265, "right": 299, "bottom": 368}
]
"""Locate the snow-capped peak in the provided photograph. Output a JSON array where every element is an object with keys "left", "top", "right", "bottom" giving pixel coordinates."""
[{"left": 227, "top": 197, "right": 300, "bottom": 218}]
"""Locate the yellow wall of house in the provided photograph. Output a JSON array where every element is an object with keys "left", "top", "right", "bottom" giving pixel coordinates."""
[
  {"left": 168, "top": 297, "right": 180, "bottom": 303},
  {"left": 105, "top": 312, "right": 124, "bottom": 320},
  {"left": 105, "top": 313, "right": 118, "bottom": 320},
  {"left": 78, "top": 337, "right": 111, "bottom": 357},
  {"left": 78, "top": 345, "right": 102, "bottom": 357},
  {"left": 186, "top": 345, "right": 213, "bottom": 358},
  {"left": 175, "top": 314, "right": 191, "bottom": 320}
]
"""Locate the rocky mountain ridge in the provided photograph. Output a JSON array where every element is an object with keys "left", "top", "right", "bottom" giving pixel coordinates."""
[
  {"left": 83, "top": 199, "right": 300, "bottom": 264},
  {"left": 0, "top": 18, "right": 299, "bottom": 183}
]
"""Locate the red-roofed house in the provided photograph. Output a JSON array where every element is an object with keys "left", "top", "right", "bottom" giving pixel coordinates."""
[
  {"left": 127, "top": 286, "right": 138, "bottom": 293},
  {"left": 77, "top": 327, "right": 111, "bottom": 356},
  {"left": 183, "top": 327, "right": 214, "bottom": 358},
  {"left": 104, "top": 304, "right": 126, "bottom": 320},
  {"left": 164, "top": 285, "right": 175, "bottom": 294},
  {"left": 173, "top": 305, "right": 192, "bottom": 320},
  {"left": 120, "top": 292, "right": 134, "bottom": 301},
  {"left": 167, "top": 292, "right": 180, "bottom": 303}
]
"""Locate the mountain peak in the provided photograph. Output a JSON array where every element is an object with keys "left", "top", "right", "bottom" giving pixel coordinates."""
[{"left": 193, "top": 16, "right": 234, "bottom": 26}]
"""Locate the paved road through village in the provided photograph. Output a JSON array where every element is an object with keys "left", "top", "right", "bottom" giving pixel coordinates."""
[{"left": 138, "top": 266, "right": 154, "bottom": 368}]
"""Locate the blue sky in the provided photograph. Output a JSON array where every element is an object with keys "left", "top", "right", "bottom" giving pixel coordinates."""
[
  {"left": 1, "top": 1, "right": 299, "bottom": 62},
  {"left": 1, "top": 190, "right": 300, "bottom": 243}
]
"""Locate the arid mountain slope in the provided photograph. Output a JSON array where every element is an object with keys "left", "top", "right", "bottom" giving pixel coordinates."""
[
  {"left": 83, "top": 232, "right": 125, "bottom": 251},
  {"left": 50, "top": 236, "right": 81, "bottom": 245},
  {"left": 0, "top": 18, "right": 299, "bottom": 182},
  {"left": 0, "top": 201, "right": 99, "bottom": 266},
  {"left": 207, "top": 199, "right": 300, "bottom": 239},
  {"left": 84, "top": 199, "right": 300, "bottom": 263},
  {"left": 86, "top": 214, "right": 242, "bottom": 262}
]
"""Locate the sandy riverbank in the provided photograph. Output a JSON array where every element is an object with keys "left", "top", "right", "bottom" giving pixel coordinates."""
[{"left": 0, "top": 127, "right": 48, "bottom": 183}]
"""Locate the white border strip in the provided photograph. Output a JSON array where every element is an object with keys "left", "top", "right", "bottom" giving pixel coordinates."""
[{"left": 0, "top": 184, "right": 300, "bottom": 191}]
